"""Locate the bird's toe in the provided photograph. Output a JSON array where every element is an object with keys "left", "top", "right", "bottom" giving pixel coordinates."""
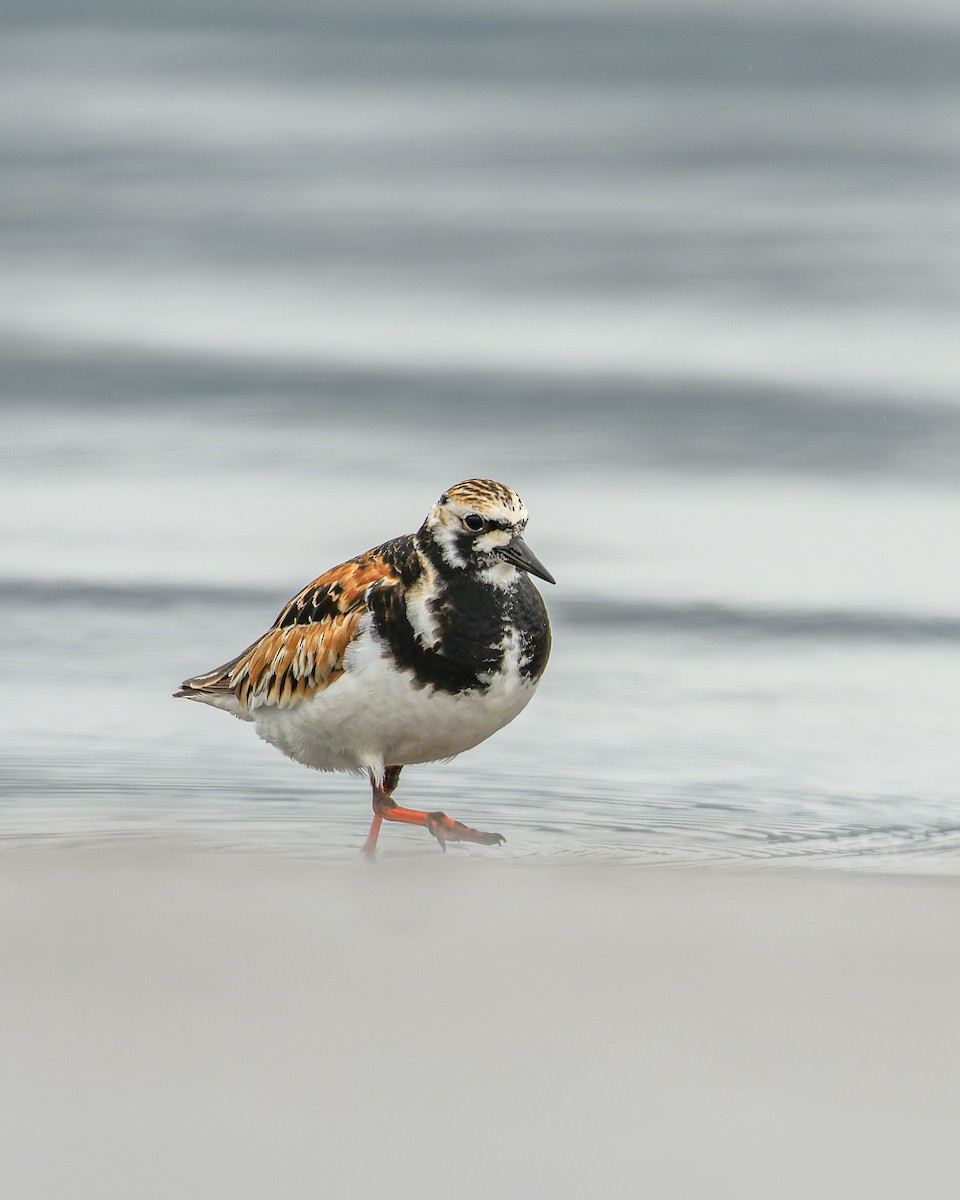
[{"left": 425, "top": 811, "right": 505, "bottom": 850}]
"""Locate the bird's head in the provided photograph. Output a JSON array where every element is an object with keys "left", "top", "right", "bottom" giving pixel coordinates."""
[{"left": 420, "top": 478, "right": 555, "bottom": 587}]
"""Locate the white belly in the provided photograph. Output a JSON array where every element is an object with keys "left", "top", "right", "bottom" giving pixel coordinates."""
[{"left": 250, "top": 620, "right": 538, "bottom": 779}]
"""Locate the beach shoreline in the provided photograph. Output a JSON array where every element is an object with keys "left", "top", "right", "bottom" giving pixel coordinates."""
[{"left": 2, "top": 846, "right": 957, "bottom": 1198}]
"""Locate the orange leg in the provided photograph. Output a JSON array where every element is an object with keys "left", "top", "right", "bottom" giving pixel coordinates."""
[
  {"left": 362, "top": 765, "right": 403, "bottom": 858},
  {"left": 361, "top": 812, "right": 384, "bottom": 858},
  {"left": 362, "top": 765, "right": 399, "bottom": 858},
  {"left": 362, "top": 765, "right": 504, "bottom": 856}
]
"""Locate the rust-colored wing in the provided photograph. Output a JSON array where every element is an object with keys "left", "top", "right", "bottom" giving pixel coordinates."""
[{"left": 176, "top": 551, "right": 399, "bottom": 711}]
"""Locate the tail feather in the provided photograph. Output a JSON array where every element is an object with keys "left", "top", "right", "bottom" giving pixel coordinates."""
[{"left": 173, "top": 651, "right": 251, "bottom": 718}]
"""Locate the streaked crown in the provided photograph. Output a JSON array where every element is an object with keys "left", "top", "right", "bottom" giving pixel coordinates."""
[
  {"left": 438, "top": 479, "right": 527, "bottom": 525},
  {"left": 419, "top": 478, "right": 530, "bottom": 578}
]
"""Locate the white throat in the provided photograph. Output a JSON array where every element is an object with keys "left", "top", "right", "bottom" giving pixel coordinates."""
[{"left": 480, "top": 560, "right": 521, "bottom": 589}]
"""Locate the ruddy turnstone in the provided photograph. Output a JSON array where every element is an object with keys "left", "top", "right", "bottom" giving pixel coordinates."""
[{"left": 175, "top": 479, "right": 554, "bottom": 854}]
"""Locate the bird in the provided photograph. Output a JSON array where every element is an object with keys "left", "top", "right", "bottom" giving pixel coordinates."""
[{"left": 174, "top": 478, "right": 554, "bottom": 855}]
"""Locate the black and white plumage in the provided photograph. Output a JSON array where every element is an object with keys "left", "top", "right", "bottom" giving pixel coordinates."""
[{"left": 175, "top": 479, "right": 554, "bottom": 853}]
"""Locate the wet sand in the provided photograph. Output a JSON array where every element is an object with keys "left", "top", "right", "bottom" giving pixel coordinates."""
[{"left": 1, "top": 848, "right": 958, "bottom": 1198}]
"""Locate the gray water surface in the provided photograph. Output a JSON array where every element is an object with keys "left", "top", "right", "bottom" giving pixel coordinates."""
[{"left": 2, "top": 1, "right": 959, "bottom": 869}]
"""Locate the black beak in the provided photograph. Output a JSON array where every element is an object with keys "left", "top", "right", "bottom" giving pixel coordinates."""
[{"left": 500, "top": 535, "right": 556, "bottom": 585}]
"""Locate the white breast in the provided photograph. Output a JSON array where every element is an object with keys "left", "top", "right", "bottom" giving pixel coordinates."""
[{"left": 250, "top": 616, "right": 538, "bottom": 781}]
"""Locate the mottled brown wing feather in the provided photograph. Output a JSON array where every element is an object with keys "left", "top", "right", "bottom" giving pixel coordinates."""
[
  {"left": 177, "top": 551, "right": 399, "bottom": 710},
  {"left": 226, "top": 610, "right": 363, "bottom": 708}
]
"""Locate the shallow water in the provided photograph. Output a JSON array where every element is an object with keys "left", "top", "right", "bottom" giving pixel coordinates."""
[
  {"left": 4, "top": 497, "right": 960, "bottom": 870},
  {"left": 2, "top": 1, "right": 959, "bottom": 870}
]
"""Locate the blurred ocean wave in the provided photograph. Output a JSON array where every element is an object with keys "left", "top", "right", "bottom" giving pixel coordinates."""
[
  {"left": 6, "top": 346, "right": 960, "bottom": 479},
  {"left": 7, "top": 575, "right": 960, "bottom": 646},
  {"left": 2, "top": 4, "right": 959, "bottom": 396}
]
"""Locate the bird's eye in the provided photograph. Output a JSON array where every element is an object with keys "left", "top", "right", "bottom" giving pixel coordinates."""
[{"left": 464, "top": 514, "right": 485, "bottom": 532}]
